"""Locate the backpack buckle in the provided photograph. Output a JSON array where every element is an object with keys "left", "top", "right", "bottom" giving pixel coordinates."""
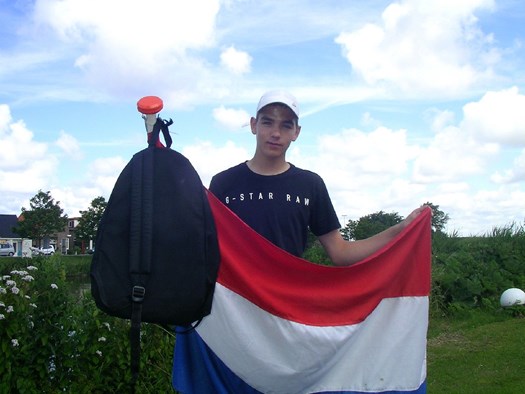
[{"left": 132, "top": 286, "right": 146, "bottom": 303}]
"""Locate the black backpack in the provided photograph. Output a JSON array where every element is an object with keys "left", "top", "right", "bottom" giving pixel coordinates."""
[{"left": 90, "top": 115, "right": 220, "bottom": 389}]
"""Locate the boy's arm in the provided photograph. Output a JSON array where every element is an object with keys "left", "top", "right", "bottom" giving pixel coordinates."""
[{"left": 319, "top": 206, "right": 429, "bottom": 267}]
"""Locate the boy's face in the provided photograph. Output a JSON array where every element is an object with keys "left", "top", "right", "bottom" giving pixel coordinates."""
[{"left": 250, "top": 104, "right": 301, "bottom": 159}]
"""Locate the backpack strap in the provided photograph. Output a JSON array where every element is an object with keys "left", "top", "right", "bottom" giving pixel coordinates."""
[
  {"left": 149, "top": 117, "right": 173, "bottom": 148},
  {"left": 129, "top": 146, "right": 155, "bottom": 390}
]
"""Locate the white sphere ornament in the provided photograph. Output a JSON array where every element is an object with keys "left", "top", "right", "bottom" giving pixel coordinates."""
[{"left": 500, "top": 288, "right": 525, "bottom": 307}]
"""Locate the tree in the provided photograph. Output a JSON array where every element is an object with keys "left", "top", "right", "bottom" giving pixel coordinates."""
[
  {"left": 344, "top": 211, "right": 403, "bottom": 240},
  {"left": 75, "top": 196, "right": 107, "bottom": 243},
  {"left": 14, "top": 190, "right": 68, "bottom": 246},
  {"left": 421, "top": 201, "right": 449, "bottom": 233}
]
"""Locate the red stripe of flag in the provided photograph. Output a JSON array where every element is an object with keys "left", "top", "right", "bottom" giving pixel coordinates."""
[{"left": 207, "top": 193, "right": 432, "bottom": 326}]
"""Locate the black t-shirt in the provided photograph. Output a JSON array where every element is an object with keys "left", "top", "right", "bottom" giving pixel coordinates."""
[{"left": 209, "top": 162, "right": 340, "bottom": 257}]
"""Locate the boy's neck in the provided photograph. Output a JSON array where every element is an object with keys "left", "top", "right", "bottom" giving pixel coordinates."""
[{"left": 247, "top": 157, "right": 290, "bottom": 176}]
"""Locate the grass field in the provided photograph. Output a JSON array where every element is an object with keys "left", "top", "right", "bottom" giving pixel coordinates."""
[{"left": 427, "top": 312, "right": 525, "bottom": 393}]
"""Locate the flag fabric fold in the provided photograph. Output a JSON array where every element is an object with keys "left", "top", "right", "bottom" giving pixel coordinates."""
[{"left": 173, "top": 194, "right": 432, "bottom": 394}]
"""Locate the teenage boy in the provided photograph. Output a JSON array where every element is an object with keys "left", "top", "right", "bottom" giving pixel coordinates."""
[{"left": 209, "top": 90, "right": 428, "bottom": 266}]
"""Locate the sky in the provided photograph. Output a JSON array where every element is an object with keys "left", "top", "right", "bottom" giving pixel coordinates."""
[{"left": 1, "top": 0, "right": 524, "bottom": 236}]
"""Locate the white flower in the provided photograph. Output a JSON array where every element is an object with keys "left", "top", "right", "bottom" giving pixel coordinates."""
[
  {"left": 0, "top": 301, "right": 4, "bottom": 308},
  {"left": 96, "top": 350, "right": 103, "bottom": 357},
  {"left": 22, "top": 275, "right": 34, "bottom": 282},
  {"left": 50, "top": 284, "right": 58, "bottom": 289},
  {"left": 68, "top": 331, "right": 76, "bottom": 337},
  {"left": 11, "top": 339, "right": 19, "bottom": 347},
  {"left": 48, "top": 356, "right": 56, "bottom": 373},
  {"left": 26, "top": 266, "right": 38, "bottom": 271},
  {"left": 0, "top": 287, "right": 6, "bottom": 294},
  {"left": 0, "top": 314, "right": 5, "bottom": 320},
  {"left": 10, "top": 270, "right": 20, "bottom": 275},
  {"left": 30, "top": 303, "right": 37, "bottom": 308},
  {"left": 6, "top": 306, "right": 14, "bottom": 313},
  {"left": 11, "top": 287, "right": 20, "bottom": 295},
  {"left": 2, "top": 275, "right": 11, "bottom": 280},
  {"left": 98, "top": 337, "right": 106, "bottom": 342},
  {"left": 6, "top": 280, "right": 16, "bottom": 287},
  {"left": 103, "top": 322, "right": 111, "bottom": 331},
  {"left": 28, "top": 321, "right": 34, "bottom": 329}
]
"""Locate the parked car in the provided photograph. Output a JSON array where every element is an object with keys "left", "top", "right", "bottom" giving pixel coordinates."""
[
  {"left": 0, "top": 243, "right": 15, "bottom": 257},
  {"left": 31, "top": 245, "right": 55, "bottom": 256},
  {"left": 40, "top": 245, "right": 55, "bottom": 255}
]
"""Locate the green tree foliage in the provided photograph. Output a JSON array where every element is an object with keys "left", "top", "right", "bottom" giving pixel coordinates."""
[
  {"left": 75, "top": 196, "right": 107, "bottom": 242},
  {"left": 340, "top": 202, "right": 449, "bottom": 241},
  {"left": 422, "top": 201, "right": 449, "bottom": 233},
  {"left": 13, "top": 190, "right": 67, "bottom": 246},
  {"left": 345, "top": 211, "right": 403, "bottom": 240}
]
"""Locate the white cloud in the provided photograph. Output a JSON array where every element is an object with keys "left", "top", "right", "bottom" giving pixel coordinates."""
[
  {"left": 0, "top": 104, "right": 11, "bottom": 131},
  {"left": 32, "top": 0, "right": 222, "bottom": 103},
  {"left": 491, "top": 148, "right": 525, "bottom": 184},
  {"left": 220, "top": 46, "right": 252, "bottom": 74},
  {"left": 183, "top": 141, "right": 249, "bottom": 187},
  {"left": 1, "top": 106, "right": 101, "bottom": 215},
  {"left": 411, "top": 88, "right": 525, "bottom": 184},
  {"left": 59, "top": 155, "right": 129, "bottom": 216},
  {"left": 34, "top": 0, "right": 219, "bottom": 50},
  {"left": 292, "top": 126, "right": 422, "bottom": 221},
  {"left": 0, "top": 110, "right": 43, "bottom": 212},
  {"left": 440, "top": 184, "right": 525, "bottom": 235},
  {"left": 212, "top": 106, "right": 250, "bottom": 130},
  {"left": 88, "top": 156, "right": 122, "bottom": 173},
  {"left": 412, "top": 87, "right": 525, "bottom": 184},
  {"left": 0, "top": 49, "right": 61, "bottom": 79},
  {"left": 412, "top": 124, "right": 499, "bottom": 183},
  {"left": 55, "top": 130, "right": 83, "bottom": 158},
  {"left": 0, "top": 105, "right": 58, "bottom": 193},
  {"left": 335, "top": 0, "right": 497, "bottom": 95},
  {"left": 425, "top": 109, "right": 455, "bottom": 133},
  {"left": 360, "top": 112, "right": 381, "bottom": 128},
  {"left": 316, "top": 126, "right": 417, "bottom": 184},
  {"left": 461, "top": 87, "right": 525, "bottom": 146}
]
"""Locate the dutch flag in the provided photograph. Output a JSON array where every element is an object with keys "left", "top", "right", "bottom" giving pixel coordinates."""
[{"left": 173, "top": 194, "right": 431, "bottom": 394}]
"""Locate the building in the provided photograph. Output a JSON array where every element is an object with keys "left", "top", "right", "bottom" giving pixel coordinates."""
[
  {"left": 0, "top": 214, "right": 83, "bottom": 256},
  {"left": 0, "top": 214, "right": 32, "bottom": 257},
  {"left": 55, "top": 217, "right": 81, "bottom": 254}
]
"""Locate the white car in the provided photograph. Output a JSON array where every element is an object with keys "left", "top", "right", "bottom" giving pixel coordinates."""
[
  {"left": 31, "top": 245, "right": 55, "bottom": 256},
  {"left": 40, "top": 245, "right": 55, "bottom": 255},
  {"left": 0, "top": 243, "right": 15, "bottom": 257}
]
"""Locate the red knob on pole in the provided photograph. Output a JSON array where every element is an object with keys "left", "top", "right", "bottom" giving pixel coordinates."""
[{"left": 137, "top": 96, "right": 163, "bottom": 114}]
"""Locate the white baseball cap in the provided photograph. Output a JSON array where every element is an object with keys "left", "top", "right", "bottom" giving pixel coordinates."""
[{"left": 256, "top": 90, "right": 299, "bottom": 118}]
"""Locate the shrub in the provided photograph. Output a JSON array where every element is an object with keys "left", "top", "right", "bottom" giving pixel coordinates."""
[
  {"left": 431, "top": 222, "right": 525, "bottom": 316},
  {"left": 0, "top": 256, "right": 175, "bottom": 393}
]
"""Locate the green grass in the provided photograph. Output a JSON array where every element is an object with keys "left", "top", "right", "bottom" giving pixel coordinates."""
[{"left": 427, "top": 311, "right": 525, "bottom": 393}]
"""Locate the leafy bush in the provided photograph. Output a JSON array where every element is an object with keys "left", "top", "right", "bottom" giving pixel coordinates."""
[
  {"left": 302, "top": 241, "right": 332, "bottom": 266},
  {"left": 0, "top": 256, "right": 175, "bottom": 393},
  {"left": 431, "top": 222, "right": 525, "bottom": 316}
]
